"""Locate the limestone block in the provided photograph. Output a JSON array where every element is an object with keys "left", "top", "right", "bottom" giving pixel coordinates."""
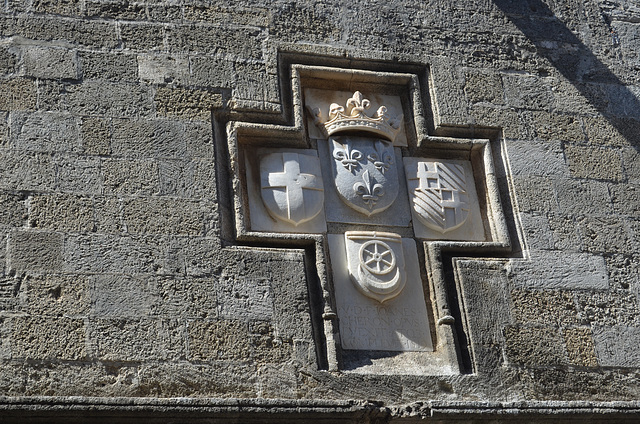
[
  {"left": 8, "top": 230, "right": 63, "bottom": 273},
  {"left": 154, "top": 276, "right": 218, "bottom": 319},
  {"left": 564, "top": 144, "right": 624, "bottom": 181},
  {"left": 216, "top": 276, "right": 273, "bottom": 320},
  {"left": 64, "top": 234, "right": 167, "bottom": 274},
  {"left": 21, "top": 46, "right": 78, "bottom": 80},
  {"left": 29, "top": 193, "right": 94, "bottom": 232},
  {"left": 11, "top": 316, "right": 86, "bottom": 360},
  {"left": 622, "top": 148, "right": 640, "bottom": 183},
  {"left": 184, "top": 121, "right": 215, "bottom": 158},
  {"left": 90, "top": 275, "right": 158, "bottom": 318},
  {"left": 154, "top": 87, "right": 223, "bottom": 120},
  {"left": 89, "top": 318, "right": 185, "bottom": 361},
  {"left": 531, "top": 111, "right": 585, "bottom": 142},
  {"left": 0, "top": 151, "right": 56, "bottom": 192},
  {"left": 187, "top": 319, "right": 252, "bottom": 360},
  {"left": 111, "top": 119, "right": 186, "bottom": 159},
  {"left": 583, "top": 116, "right": 638, "bottom": 147},
  {"left": 137, "top": 54, "right": 189, "bottom": 85},
  {"left": 93, "top": 196, "right": 123, "bottom": 234},
  {"left": 33, "top": 0, "right": 80, "bottom": 16},
  {"left": 554, "top": 179, "right": 613, "bottom": 216},
  {"left": 0, "top": 78, "right": 37, "bottom": 111},
  {"left": 576, "top": 290, "right": 640, "bottom": 326},
  {"left": 455, "top": 260, "right": 510, "bottom": 346},
  {"left": 183, "top": 4, "right": 269, "bottom": 26},
  {"left": 189, "top": 56, "right": 235, "bottom": 88},
  {"left": 24, "top": 274, "right": 90, "bottom": 317},
  {"left": 564, "top": 327, "right": 598, "bottom": 367},
  {"left": 6, "top": 15, "right": 118, "bottom": 49},
  {"left": 502, "top": 74, "right": 552, "bottom": 110},
  {"left": 329, "top": 234, "right": 433, "bottom": 352},
  {"left": 605, "top": 253, "right": 640, "bottom": 291},
  {"left": 469, "top": 106, "right": 532, "bottom": 140},
  {"left": 66, "top": 81, "right": 153, "bottom": 117},
  {"left": 510, "top": 289, "right": 580, "bottom": 327},
  {"left": 0, "top": 191, "right": 26, "bottom": 228},
  {"left": 508, "top": 250, "right": 608, "bottom": 290},
  {"left": 592, "top": 325, "right": 640, "bottom": 367},
  {"left": 9, "top": 111, "right": 79, "bottom": 153},
  {"left": 578, "top": 215, "right": 635, "bottom": 254},
  {"left": 505, "top": 139, "right": 569, "bottom": 177},
  {"left": 503, "top": 326, "right": 567, "bottom": 366},
  {"left": 136, "top": 362, "right": 257, "bottom": 397},
  {"left": 165, "top": 24, "right": 264, "bottom": 58},
  {"left": 54, "top": 155, "right": 102, "bottom": 194},
  {"left": 519, "top": 212, "right": 554, "bottom": 250},
  {"left": 79, "top": 51, "right": 138, "bottom": 82},
  {"left": 464, "top": 71, "right": 504, "bottom": 104},
  {"left": 512, "top": 176, "right": 559, "bottom": 213},
  {"left": 84, "top": 0, "right": 147, "bottom": 20},
  {"left": 547, "top": 213, "right": 583, "bottom": 251},
  {"left": 404, "top": 157, "right": 485, "bottom": 241},
  {"left": 80, "top": 117, "right": 111, "bottom": 155},
  {"left": 0, "top": 46, "right": 17, "bottom": 75},
  {"left": 122, "top": 197, "right": 206, "bottom": 236},
  {"left": 119, "top": 22, "right": 166, "bottom": 51},
  {"left": 102, "top": 158, "right": 159, "bottom": 195}
]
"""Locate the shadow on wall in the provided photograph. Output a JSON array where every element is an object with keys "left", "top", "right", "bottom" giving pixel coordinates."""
[{"left": 493, "top": 0, "right": 640, "bottom": 150}]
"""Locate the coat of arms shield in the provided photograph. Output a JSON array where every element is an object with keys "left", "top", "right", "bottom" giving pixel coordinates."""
[
  {"left": 330, "top": 136, "right": 398, "bottom": 216},
  {"left": 260, "top": 152, "right": 324, "bottom": 226},
  {"left": 408, "top": 161, "right": 470, "bottom": 233},
  {"left": 344, "top": 231, "right": 406, "bottom": 303}
]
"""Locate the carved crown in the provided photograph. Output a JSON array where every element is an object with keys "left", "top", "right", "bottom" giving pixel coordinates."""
[{"left": 309, "top": 91, "right": 403, "bottom": 143}]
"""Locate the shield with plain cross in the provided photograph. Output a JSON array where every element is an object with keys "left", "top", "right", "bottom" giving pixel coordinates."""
[{"left": 260, "top": 152, "right": 324, "bottom": 226}]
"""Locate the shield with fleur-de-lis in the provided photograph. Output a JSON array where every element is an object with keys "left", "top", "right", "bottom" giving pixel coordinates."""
[{"left": 330, "top": 135, "right": 398, "bottom": 216}]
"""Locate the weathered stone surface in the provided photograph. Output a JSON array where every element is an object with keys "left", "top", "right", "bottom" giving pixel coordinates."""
[
  {"left": 509, "top": 250, "right": 609, "bottom": 290},
  {"left": 510, "top": 289, "right": 580, "bottom": 327},
  {"left": 102, "top": 158, "right": 159, "bottom": 195},
  {"left": 111, "top": 118, "right": 186, "bottom": 158},
  {"left": 564, "top": 144, "right": 624, "bottom": 181},
  {"left": 80, "top": 51, "right": 138, "bottom": 81},
  {"left": 555, "top": 179, "right": 613, "bottom": 216},
  {"left": 11, "top": 316, "right": 86, "bottom": 360},
  {"left": 21, "top": 46, "right": 78, "bottom": 80},
  {"left": 592, "top": 325, "right": 640, "bottom": 367},
  {"left": 29, "top": 193, "right": 93, "bottom": 232},
  {"left": 80, "top": 117, "right": 111, "bottom": 155},
  {"left": 7, "top": 230, "right": 63, "bottom": 272},
  {"left": 504, "top": 326, "right": 568, "bottom": 366},
  {"left": 531, "top": 111, "right": 585, "bottom": 142},
  {"left": 564, "top": 327, "right": 598, "bottom": 367},
  {"left": 577, "top": 290, "right": 640, "bottom": 326},
  {"left": 24, "top": 273, "right": 90, "bottom": 316},
  {"left": 506, "top": 140, "right": 569, "bottom": 176},
  {"left": 154, "top": 87, "right": 223, "bottom": 120},
  {"left": 0, "top": 78, "right": 37, "bottom": 111},
  {"left": 0, "top": 191, "right": 26, "bottom": 228},
  {"left": 88, "top": 318, "right": 184, "bottom": 361},
  {"left": 464, "top": 71, "right": 504, "bottom": 104}
]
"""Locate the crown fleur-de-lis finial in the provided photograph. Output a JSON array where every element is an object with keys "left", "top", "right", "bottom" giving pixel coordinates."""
[{"left": 308, "top": 91, "right": 404, "bottom": 142}]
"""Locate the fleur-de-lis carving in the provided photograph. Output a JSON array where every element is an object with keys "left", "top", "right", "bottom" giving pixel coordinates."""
[
  {"left": 346, "top": 91, "right": 370, "bottom": 118},
  {"left": 328, "top": 103, "right": 344, "bottom": 119},
  {"left": 367, "top": 140, "right": 394, "bottom": 174},
  {"left": 354, "top": 170, "right": 384, "bottom": 210},
  {"left": 333, "top": 140, "right": 363, "bottom": 173}
]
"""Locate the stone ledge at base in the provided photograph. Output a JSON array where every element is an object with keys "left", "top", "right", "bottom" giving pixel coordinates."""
[{"left": 0, "top": 397, "right": 639, "bottom": 423}]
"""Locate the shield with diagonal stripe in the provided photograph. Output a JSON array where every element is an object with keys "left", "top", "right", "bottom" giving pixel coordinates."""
[{"left": 407, "top": 161, "right": 470, "bottom": 233}]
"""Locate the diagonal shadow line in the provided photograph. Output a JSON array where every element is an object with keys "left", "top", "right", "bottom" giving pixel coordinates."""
[{"left": 493, "top": 0, "right": 640, "bottom": 150}]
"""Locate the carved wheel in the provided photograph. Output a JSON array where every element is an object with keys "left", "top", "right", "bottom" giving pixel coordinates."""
[{"left": 359, "top": 240, "right": 396, "bottom": 275}]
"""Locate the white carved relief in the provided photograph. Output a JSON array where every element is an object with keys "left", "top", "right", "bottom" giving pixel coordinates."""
[
  {"left": 309, "top": 90, "right": 403, "bottom": 144},
  {"left": 330, "top": 136, "right": 398, "bottom": 216},
  {"left": 328, "top": 234, "right": 433, "bottom": 352},
  {"left": 260, "top": 152, "right": 324, "bottom": 226},
  {"left": 404, "top": 158, "right": 486, "bottom": 241},
  {"left": 410, "top": 161, "right": 470, "bottom": 233},
  {"left": 345, "top": 231, "right": 406, "bottom": 303}
]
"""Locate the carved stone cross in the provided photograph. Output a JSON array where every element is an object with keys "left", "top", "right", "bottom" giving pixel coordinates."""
[{"left": 222, "top": 64, "right": 510, "bottom": 373}]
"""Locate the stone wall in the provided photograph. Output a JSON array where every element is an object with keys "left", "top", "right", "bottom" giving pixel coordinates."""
[{"left": 0, "top": 0, "right": 639, "bottom": 421}]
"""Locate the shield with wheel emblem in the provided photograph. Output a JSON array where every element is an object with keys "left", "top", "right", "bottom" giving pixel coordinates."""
[{"left": 344, "top": 231, "right": 406, "bottom": 303}]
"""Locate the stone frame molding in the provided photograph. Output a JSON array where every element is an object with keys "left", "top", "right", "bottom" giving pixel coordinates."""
[{"left": 220, "top": 62, "right": 513, "bottom": 373}]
